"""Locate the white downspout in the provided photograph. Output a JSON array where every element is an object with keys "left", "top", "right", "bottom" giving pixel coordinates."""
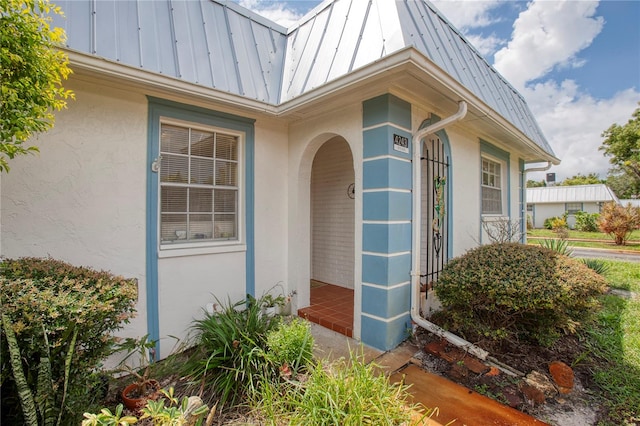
[
  {"left": 410, "top": 101, "right": 492, "bottom": 360},
  {"left": 524, "top": 161, "right": 552, "bottom": 174}
]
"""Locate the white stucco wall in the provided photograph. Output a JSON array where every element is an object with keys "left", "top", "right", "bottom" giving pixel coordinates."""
[
  {"left": 530, "top": 202, "right": 601, "bottom": 228},
  {"left": 311, "top": 137, "right": 355, "bottom": 289},
  {"left": 0, "top": 76, "right": 293, "bottom": 358},
  {"left": 0, "top": 78, "right": 149, "bottom": 339}
]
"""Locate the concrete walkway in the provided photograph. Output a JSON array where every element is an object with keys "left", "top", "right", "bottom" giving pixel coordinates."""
[{"left": 310, "top": 322, "right": 549, "bottom": 426}]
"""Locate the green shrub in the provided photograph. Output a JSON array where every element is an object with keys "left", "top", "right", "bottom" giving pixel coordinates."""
[
  {"left": 435, "top": 243, "right": 608, "bottom": 346},
  {"left": 581, "top": 258, "right": 610, "bottom": 276},
  {"left": 574, "top": 211, "right": 600, "bottom": 232},
  {"left": 544, "top": 216, "right": 564, "bottom": 230},
  {"left": 183, "top": 295, "right": 281, "bottom": 407},
  {"left": 0, "top": 257, "right": 138, "bottom": 425},
  {"left": 250, "top": 351, "right": 428, "bottom": 425},
  {"left": 266, "top": 318, "right": 314, "bottom": 375},
  {"left": 538, "top": 238, "right": 573, "bottom": 256}
]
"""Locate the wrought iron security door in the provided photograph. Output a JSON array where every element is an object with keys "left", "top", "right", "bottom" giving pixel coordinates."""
[{"left": 421, "top": 136, "right": 449, "bottom": 290}]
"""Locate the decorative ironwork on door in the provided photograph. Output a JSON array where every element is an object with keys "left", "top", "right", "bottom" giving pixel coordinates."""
[{"left": 421, "top": 136, "right": 449, "bottom": 291}]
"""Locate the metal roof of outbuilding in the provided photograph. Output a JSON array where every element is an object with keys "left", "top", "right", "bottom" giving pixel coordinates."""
[
  {"left": 527, "top": 184, "right": 620, "bottom": 204},
  {"left": 51, "top": 0, "right": 554, "bottom": 157}
]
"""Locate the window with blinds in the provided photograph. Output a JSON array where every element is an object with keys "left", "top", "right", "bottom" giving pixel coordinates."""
[
  {"left": 160, "top": 123, "right": 239, "bottom": 244},
  {"left": 481, "top": 157, "right": 503, "bottom": 215}
]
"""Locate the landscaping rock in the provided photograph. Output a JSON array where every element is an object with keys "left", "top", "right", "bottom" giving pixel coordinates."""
[
  {"left": 502, "top": 385, "right": 524, "bottom": 408},
  {"left": 525, "top": 370, "right": 558, "bottom": 399},
  {"left": 549, "top": 361, "right": 574, "bottom": 394}
]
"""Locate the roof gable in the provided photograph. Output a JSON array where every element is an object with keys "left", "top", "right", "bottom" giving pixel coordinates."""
[{"left": 527, "top": 184, "right": 620, "bottom": 204}]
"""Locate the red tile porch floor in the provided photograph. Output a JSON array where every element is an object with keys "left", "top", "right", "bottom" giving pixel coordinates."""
[{"left": 298, "top": 281, "right": 354, "bottom": 338}]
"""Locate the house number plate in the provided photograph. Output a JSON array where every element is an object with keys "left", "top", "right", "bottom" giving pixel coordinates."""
[{"left": 393, "top": 134, "right": 409, "bottom": 153}]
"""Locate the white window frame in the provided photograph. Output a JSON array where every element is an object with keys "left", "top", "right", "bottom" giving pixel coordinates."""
[
  {"left": 481, "top": 155, "right": 506, "bottom": 216},
  {"left": 158, "top": 117, "right": 245, "bottom": 255}
]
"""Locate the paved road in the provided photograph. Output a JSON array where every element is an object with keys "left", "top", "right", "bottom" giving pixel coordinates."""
[{"left": 570, "top": 247, "right": 640, "bottom": 263}]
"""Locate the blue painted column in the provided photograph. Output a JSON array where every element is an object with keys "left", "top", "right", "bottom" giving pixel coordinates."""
[{"left": 361, "top": 94, "right": 413, "bottom": 350}]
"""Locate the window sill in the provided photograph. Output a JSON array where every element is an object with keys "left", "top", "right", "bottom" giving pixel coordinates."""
[{"left": 158, "top": 243, "right": 246, "bottom": 258}]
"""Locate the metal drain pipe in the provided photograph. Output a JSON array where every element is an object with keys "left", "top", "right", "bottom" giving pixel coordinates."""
[{"left": 409, "top": 101, "right": 491, "bottom": 360}]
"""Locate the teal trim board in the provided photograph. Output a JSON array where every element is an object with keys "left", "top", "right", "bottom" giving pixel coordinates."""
[
  {"left": 362, "top": 223, "right": 412, "bottom": 254},
  {"left": 363, "top": 191, "right": 412, "bottom": 221},
  {"left": 361, "top": 314, "right": 412, "bottom": 350},
  {"left": 363, "top": 94, "right": 411, "bottom": 129},
  {"left": 361, "top": 94, "right": 413, "bottom": 350},
  {"left": 363, "top": 159, "right": 412, "bottom": 190},
  {"left": 363, "top": 127, "right": 412, "bottom": 159},
  {"left": 361, "top": 283, "right": 412, "bottom": 318},
  {"left": 480, "top": 139, "right": 511, "bottom": 217},
  {"left": 146, "top": 97, "right": 255, "bottom": 356}
]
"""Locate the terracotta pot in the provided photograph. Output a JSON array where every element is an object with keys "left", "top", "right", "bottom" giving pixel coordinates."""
[{"left": 121, "top": 380, "right": 160, "bottom": 411}]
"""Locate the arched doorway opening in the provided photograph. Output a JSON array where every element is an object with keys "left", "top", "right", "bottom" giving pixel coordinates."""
[{"left": 298, "top": 136, "right": 355, "bottom": 337}]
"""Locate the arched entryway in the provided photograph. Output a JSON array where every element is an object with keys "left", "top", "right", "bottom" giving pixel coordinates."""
[{"left": 298, "top": 136, "right": 355, "bottom": 337}]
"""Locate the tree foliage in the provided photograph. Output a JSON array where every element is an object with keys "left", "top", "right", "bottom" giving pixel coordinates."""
[
  {"left": 0, "top": 0, "right": 74, "bottom": 172},
  {"left": 600, "top": 105, "right": 640, "bottom": 181},
  {"left": 526, "top": 179, "right": 546, "bottom": 188},
  {"left": 606, "top": 167, "right": 640, "bottom": 199},
  {"left": 558, "top": 172, "right": 603, "bottom": 186},
  {"left": 598, "top": 202, "right": 640, "bottom": 245}
]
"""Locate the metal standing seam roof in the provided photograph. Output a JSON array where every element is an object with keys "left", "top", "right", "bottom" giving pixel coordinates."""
[
  {"left": 527, "top": 184, "right": 620, "bottom": 204},
  {"left": 51, "top": 0, "right": 554, "bottom": 157}
]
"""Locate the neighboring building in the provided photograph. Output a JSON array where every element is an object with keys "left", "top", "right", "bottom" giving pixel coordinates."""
[
  {"left": 527, "top": 184, "right": 619, "bottom": 229},
  {"left": 620, "top": 199, "right": 640, "bottom": 208},
  {"left": 0, "top": 0, "right": 558, "bottom": 354}
]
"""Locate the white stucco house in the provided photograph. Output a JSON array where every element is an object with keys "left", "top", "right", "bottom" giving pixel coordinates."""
[
  {"left": 0, "top": 0, "right": 559, "bottom": 355},
  {"left": 527, "top": 184, "right": 619, "bottom": 229}
]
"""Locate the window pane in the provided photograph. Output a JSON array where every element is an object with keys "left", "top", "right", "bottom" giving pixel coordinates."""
[
  {"left": 189, "top": 214, "right": 213, "bottom": 240},
  {"left": 216, "top": 134, "right": 238, "bottom": 161},
  {"left": 189, "top": 188, "right": 213, "bottom": 213},
  {"left": 191, "top": 157, "right": 214, "bottom": 185},
  {"left": 191, "top": 130, "right": 214, "bottom": 158},
  {"left": 161, "top": 214, "right": 187, "bottom": 242},
  {"left": 482, "top": 187, "right": 502, "bottom": 214},
  {"left": 161, "top": 154, "right": 188, "bottom": 183},
  {"left": 215, "top": 161, "right": 237, "bottom": 186},
  {"left": 161, "top": 187, "right": 187, "bottom": 213},
  {"left": 214, "top": 189, "right": 237, "bottom": 213},
  {"left": 214, "top": 214, "right": 236, "bottom": 239},
  {"left": 161, "top": 125, "right": 189, "bottom": 155}
]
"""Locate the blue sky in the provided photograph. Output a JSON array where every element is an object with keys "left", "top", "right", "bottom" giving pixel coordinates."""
[{"left": 237, "top": 0, "right": 640, "bottom": 183}]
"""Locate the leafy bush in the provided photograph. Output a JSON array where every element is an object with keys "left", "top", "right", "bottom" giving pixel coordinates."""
[
  {"left": 581, "top": 258, "right": 610, "bottom": 276},
  {"left": 266, "top": 318, "right": 314, "bottom": 375},
  {"left": 544, "top": 216, "right": 565, "bottom": 230},
  {"left": 250, "top": 351, "right": 429, "bottom": 425},
  {"left": 82, "top": 387, "right": 211, "bottom": 426},
  {"left": 183, "top": 295, "right": 281, "bottom": 407},
  {"left": 435, "top": 243, "right": 608, "bottom": 346},
  {"left": 0, "top": 257, "right": 138, "bottom": 425},
  {"left": 574, "top": 211, "right": 600, "bottom": 232},
  {"left": 598, "top": 202, "right": 640, "bottom": 245},
  {"left": 538, "top": 238, "right": 573, "bottom": 256}
]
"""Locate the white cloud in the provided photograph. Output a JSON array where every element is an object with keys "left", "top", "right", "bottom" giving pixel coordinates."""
[
  {"left": 465, "top": 33, "right": 504, "bottom": 56},
  {"left": 525, "top": 82, "right": 640, "bottom": 181},
  {"left": 493, "top": 0, "right": 604, "bottom": 91},
  {"left": 237, "top": 0, "right": 305, "bottom": 28}
]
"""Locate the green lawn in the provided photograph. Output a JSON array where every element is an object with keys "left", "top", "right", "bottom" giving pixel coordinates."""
[
  {"left": 528, "top": 228, "right": 640, "bottom": 241},
  {"left": 582, "top": 260, "right": 640, "bottom": 424},
  {"left": 527, "top": 229, "right": 640, "bottom": 252}
]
